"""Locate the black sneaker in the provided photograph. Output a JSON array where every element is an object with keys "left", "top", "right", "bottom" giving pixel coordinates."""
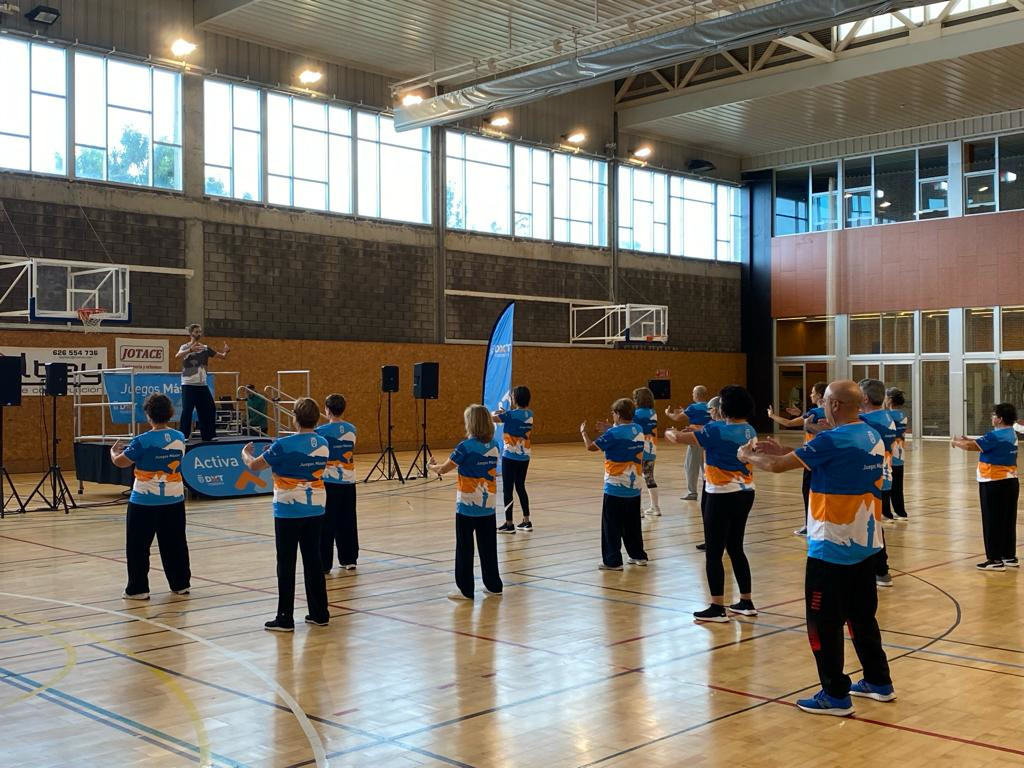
[
  {"left": 304, "top": 615, "right": 329, "bottom": 626},
  {"left": 264, "top": 617, "right": 295, "bottom": 632},
  {"left": 516, "top": 519, "right": 533, "bottom": 531},
  {"left": 1002, "top": 557, "right": 1019, "bottom": 567},
  {"left": 497, "top": 522, "right": 516, "bottom": 534},
  {"left": 977, "top": 559, "right": 1006, "bottom": 571},
  {"left": 693, "top": 604, "right": 729, "bottom": 623},
  {"left": 695, "top": 542, "right": 707, "bottom": 551},
  {"left": 727, "top": 599, "right": 757, "bottom": 616}
]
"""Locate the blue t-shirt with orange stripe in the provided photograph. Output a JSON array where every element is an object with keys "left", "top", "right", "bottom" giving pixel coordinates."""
[
  {"left": 684, "top": 401, "right": 711, "bottom": 427},
  {"left": 315, "top": 420, "right": 357, "bottom": 484},
  {"left": 497, "top": 409, "right": 533, "bottom": 461},
  {"left": 122, "top": 428, "right": 186, "bottom": 505},
  {"left": 889, "top": 409, "right": 908, "bottom": 467},
  {"left": 451, "top": 438, "right": 500, "bottom": 515},
  {"left": 803, "top": 406, "right": 825, "bottom": 443},
  {"left": 694, "top": 421, "right": 756, "bottom": 494},
  {"left": 633, "top": 407, "right": 657, "bottom": 461},
  {"left": 594, "top": 423, "right": 643, "bottom": 498},
  {"left": 262, "top": 432, "right": 329, "bottom": 518},
  {"left": 859, "top": 409, "right": 897, "bottom": 491},
  {"left": 794, "top": 421, "right": 885, "bottom": 565},
  {"left": 975, "top": 427, "right": 1018, "bottom": 482}
]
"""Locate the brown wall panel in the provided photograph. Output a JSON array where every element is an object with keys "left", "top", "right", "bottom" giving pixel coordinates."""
[
  {"left": 1, "top": 329, "right": 745, "bottom": 473},
  {"left": 771, "top": 209, "right": 1024, "bottom": 317}
]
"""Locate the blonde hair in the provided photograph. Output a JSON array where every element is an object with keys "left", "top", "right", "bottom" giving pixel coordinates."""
[{"left": 464, "top": 404, "right": 495, "bottom": 442}]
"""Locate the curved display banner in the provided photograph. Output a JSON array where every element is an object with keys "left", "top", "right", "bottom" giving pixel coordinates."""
[
  {"left": 181, "top": 440, "right": 272, "bottom": 498},
  {"left": 103, "top": 373, "right": 215, "bottom": 425}
]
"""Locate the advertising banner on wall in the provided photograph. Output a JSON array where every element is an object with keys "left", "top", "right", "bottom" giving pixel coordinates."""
[
  {"left": 115, "top": 338, "right": 169, "bottom": 372},
  {"left": 180, "top": 441, "right": 273, "bottom": 498},
  {"left": 0, "top": 346, "right": 108, "bottom": 395},
  {"left": 102, "top": 373, "right": 215, "bottom": 424}
]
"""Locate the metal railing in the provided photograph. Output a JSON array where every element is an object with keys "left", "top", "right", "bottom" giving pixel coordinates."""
[{"left": 72, "top": 367, "right": 137, "bottom": 443}]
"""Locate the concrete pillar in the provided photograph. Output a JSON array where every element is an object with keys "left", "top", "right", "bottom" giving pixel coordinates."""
[
  {"left": 431, "top": 126, "right": 447, "bottom": 343},
  {"left": 182, "top": 72, "right": 205, "bottom": 200},
  {"left": 185, "top": 218, "right": 205, "bottom": 324}
]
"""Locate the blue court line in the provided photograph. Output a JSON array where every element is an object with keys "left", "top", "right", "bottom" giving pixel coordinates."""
[{"left": 0, "top": 665, "right": 248, "bottom": 768}]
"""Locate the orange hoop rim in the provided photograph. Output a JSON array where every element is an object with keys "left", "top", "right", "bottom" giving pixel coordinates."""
[{"left": 76, "top": 307, "right": 107, "bottom": 329}]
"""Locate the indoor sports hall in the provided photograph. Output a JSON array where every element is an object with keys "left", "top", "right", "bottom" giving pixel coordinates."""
[{"left": 0, "top": 1, "right": 1022, "bottom": 766}]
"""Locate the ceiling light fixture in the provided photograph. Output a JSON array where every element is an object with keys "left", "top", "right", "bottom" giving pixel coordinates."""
[
  {"left": 564, "top": 131, "right": 586, "bottom": 144},
  {"left": 487, "top": 115, "right": 511, "bottom": 128},
  {"left": 170, "top": 38, "right": 196, "bottom": 58},
  {"left": 299, "top": 69, "right": 322, "bottom": 85},
  {"left": 24, "top": 4, "right": 59, "bottom": 24},
  {"left": 402, "top": 92, "right": 424, "bottom": 106},
  {"left": 879, "top": 201, "right": 892, "bottom": 208},
  {"left": 631, "top": 146, "right": 653, "bottom": 160},
  {"left": 977, "top": 185, "right": 989, "bottom": 192},
  {"left": 875, "top": 189, "right": 885, "bottom": 198}
]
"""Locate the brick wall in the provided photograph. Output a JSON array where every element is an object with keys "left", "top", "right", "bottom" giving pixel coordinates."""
[
  {"left": 0, "top": 198, "right": 186, "bottom": 328},
  {"left": 202, "top": 223, "right": 436, "bottom": 341}
]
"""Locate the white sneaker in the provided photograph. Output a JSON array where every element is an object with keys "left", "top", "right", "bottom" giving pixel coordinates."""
[
  {"left": 342, "top": 564, "right": 357, "bottom": 571},
  {"left": 650, "top": 508, "right": 662, "bottom": 517},
  {"left": 122, "top": 591, "right": 149, "bottom": 600},
  {"left": 483, "top": 588, "right": 503, "bottom": 597},
  {"left": 794, "top": 527, "right": 807, "bottom": 536},
  {"left": 598, "top": 562, "right": 624, "bottom": 571},
  {"left": 643, "top": 507, "right": 655, "bottom": 516},
  {"left": 627, "top": 558, "right": 648, "bottom": 566},
  {"left": 172, "top": 588, "right": 190, "bottom": 595},
  {"left": 447, "top": 590, "right": 473, "bottom": 601}
]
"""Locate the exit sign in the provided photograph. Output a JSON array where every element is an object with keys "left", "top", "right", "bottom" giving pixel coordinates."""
[{"left": 655, "top": 369, "right": 669, "bottom": 379}]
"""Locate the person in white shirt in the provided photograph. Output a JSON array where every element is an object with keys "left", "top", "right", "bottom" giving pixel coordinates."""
[{"left": 176, "top": 323, "right": 229, "bottom": 442}]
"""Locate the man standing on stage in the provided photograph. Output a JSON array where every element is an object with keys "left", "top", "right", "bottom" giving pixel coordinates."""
[
  {"left": 738, "top": 380, "right": 893, "bottom": 716},
  {"left": 176, "top": 324, "right": 230, "bottom": 442}
]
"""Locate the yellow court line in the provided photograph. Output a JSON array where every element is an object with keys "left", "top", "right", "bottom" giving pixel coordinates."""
[
  {"left": 0, "top": 622, "right": 79, "bottom": 710},
  {"left": 0, "top": 592, "right": 329, "bottom": 768}
]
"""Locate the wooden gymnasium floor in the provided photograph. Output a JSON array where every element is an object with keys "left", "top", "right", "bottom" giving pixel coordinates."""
[{"left": 1, "top": 438, "right": 1022, "bottom": 768}]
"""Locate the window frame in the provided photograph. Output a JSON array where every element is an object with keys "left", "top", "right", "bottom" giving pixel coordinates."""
[{"left": 0, "top": 37, "right": 69, "bottom": 177}]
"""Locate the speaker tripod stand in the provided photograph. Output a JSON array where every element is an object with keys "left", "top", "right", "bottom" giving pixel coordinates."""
[
  {"left": 405, "top": 397, "right": 434, "bottom": 479},
  {"left": 24, "top": 395, "right": 77, "bottom": 514},
  {"left": 365, "top": 390, "right": 405, "bottom": 483},
  {"left": 0, "top": 406, "right": 25, "bottom": 518}
]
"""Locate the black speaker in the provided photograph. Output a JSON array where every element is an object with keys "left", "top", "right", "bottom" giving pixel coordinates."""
[
  {"left": 381, "top": 365, "right": 399, "bottom": 393},
  {"left": 648, "top": 379, "right": 671, "bottom": 400},
  {"left": 413, "top": 362, "right": 439, "bottom": 400},
  {"left": 44, "top": 362, "right": 68, "bottom": 397},
  {"left": 0, "top": 356, "right": 22, "bottom": 406}
]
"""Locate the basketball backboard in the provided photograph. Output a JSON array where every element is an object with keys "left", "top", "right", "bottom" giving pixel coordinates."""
[{"left": 0, "top": 257, "right": 131, "bottom": 323}]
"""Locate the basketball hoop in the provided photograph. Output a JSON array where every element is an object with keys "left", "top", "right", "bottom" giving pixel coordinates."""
[{"left": 76, "top": 307, "right": 106, "bottom": 333}]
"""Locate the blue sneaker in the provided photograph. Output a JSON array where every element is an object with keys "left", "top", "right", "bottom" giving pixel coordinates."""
[
  {"left": 849, "top": 679, "right": 896, "bottom": 701},
  {"left": 796, "top": 690, "right": 854, "bottom": 716}
]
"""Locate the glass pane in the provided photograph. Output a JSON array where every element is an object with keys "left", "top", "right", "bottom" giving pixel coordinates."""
[
  {"left": 31, "top": 43, "right": 66, "bottom": 96},
  {"left": 964, "top": 307, "right": 994, "bottom": 352},
  {"left": 107, "top": 107, "right": 151, "bottom": 186},
  {"left": 466, "top": 161, "right": 509, "bottom": 234},
  {"left": 965, "top": 173, "right": 996, "bottom": 213},
  {"left": 918, "top": 180, "right": 948, "bottom": 218},
  {"left": 669, "top": 196, "right": 684, "bottom": 255},
  {"left": 204, "top": 164, "right": 231, "bottom": 197},
  {"left": 533, "top": 148, "right": 549, "bottom": 182},
  {"left": 845, "top": 188, "right": 873, "bottom": 228},
  {"left": 570, "top": 220, "right": 591, "bottom": 244},
  {"left": 553, "top": 155, "right": 569, "bottom": 218},
  {"left": 328, "top": 134, "right": 351, "bottom": 213},
  {"left": 293, "top": 98, "right": 326, "bottom": 131},
  {"left": 850, "top": 314, "right": 881, "bottom": 355},
  {"left": 998, "top": 133, "right": 1024, "bottom": 211},
  {"left": 963, "top": 138, "right": 995, "bottom": 173},
  {"left": 516, "top": 213, "right": 533, "bottom": 238},
  {"left": 74, "top": 54, "right": 105, "bottom": 148},
  {"left": 465, "top": 135, "right": 508, "bottom": 166},
  {"left": 75, "top": 145, "right": 105, "bottom": 179},
  {"left": 204, "top": 81, "right": 232, "bottom": 167},
  {"left": 379, "top": 116, "right": 427, "bottom": 150},
  {"left": 152, "top": 69, "right": 181, "bottom": 145},
  {"left": 532, "top": 184, "right": 549, "bottom": 239},
  {"left": 811, "top": 193, "right": 838, "bottom": 231},
  {"left": 851, "top": 364, "right": 880, "bottom": 382},
  {"left": 293, "top": 179, "right": 326, "bottom": 210},
  {"left": 774, "top": 167, "right": 808, "bottom": 235},
  {"left": 880, "top": 312, "right": 913, "bottom": 354},
  {"left": 31, "top": 93, "right": 66, "bottom": 174},
  {"left": 153, "top": 144, "right": 181, "bottom": 190},
  {"left": 775, "top": 317, "right": 833, "bottom": 356},
  {"left": 777, "top": 365, "right": 805, "bottom": 415},
  {"left": 965, "top": 363, "right": 996, "bottom": 436},
  {"left": 293, "top": 127, "right": 327, "bottom": 182},
  {"left": 328, "top": 106, "right": 350, "bottom": 136},
  {"left": 921, "top": 310, "right": 949, "bottom": 353},
  {"left": 234, "top": 129, "right": 260, "bottom": 201},
  {"left": 682, "top": 199, "right": 714, "bottom": 259},
  {"left": 811, "top": 162, "right": 838, "bottom": 194},
  {"left": 999, "top": 360, "right": 1024, "bottom": 414},
  {"left": 0, "top": 134, "right": 31, "bottom": 171},
  {"left": 1001, "top": 306, "right": 1024, "bottom": 351},
  {"left": 356, "top": 140, "right": 378, "bottom": 216},
  {"left": 234, "top": 85, "right": 261, "bottom": 131},
  {"left": 107, "top": 59, "right": 151, "bottom": 111},
  {"left": 882, "top": 363, "right": 913, "bottom": 435},
  {"left": 380, "top": 145, "right": 428, "bottom": 223},
  {"left": 445, "top": 158, "right": 465, "bottom": 228},
  {"left": 0, "top": 39, "right": 30, "bottom": 136},
  {"left": 266, "top": 94, "right": 291, "bottom": 176},
  {"left": 268, "top": 174, "right": 291, "bottom": 205},
  {"left": 631, "top": 200, "right": 654, "bottom": 252},
  {"left": 844, "top": 156, "right": 872, "bottom": 189},
  {"left": 356, "top": 111, "right": 378, "bottom": 141},
  {"left": 514, "top": 148, "right": 532, "bottom": 213},
  {"left": 654, "top": 173, "right": 667, "bottom": 222},
  {"left": 873, "top": 150, "right": 915, "bottom": 224},
  {"left": 921, "top": 360, "right": 950, "bottom": 436},
  {"left": 918, "top": 144, "right": 948, "bottom": 178},
  {"left": 569, "top": 179, "right": 592, "bottom": 221}
]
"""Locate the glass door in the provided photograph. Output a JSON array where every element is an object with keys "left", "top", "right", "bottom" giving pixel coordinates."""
[
  {"left": 776, "top": 364, "right": 806, "bottom": 422},
  {"left": 964, "top": 362, "right": 997, "bottom": 436},
  {"left": 851, "top": 363, "right": 880, "bottom": 381},
  {"left": 881, "top": 362, "right": 913, "bottom": 436}
]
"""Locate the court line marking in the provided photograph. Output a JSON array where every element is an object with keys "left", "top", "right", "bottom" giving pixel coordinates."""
[
  {"left": 0, "top": 592, "right": 329, "bottom": 768},
  {"left": 0, "top": 621, "right": 78, "bottom": 710}
]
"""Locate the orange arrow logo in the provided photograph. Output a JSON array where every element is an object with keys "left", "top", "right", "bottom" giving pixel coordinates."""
[{"left": 235, "top": 470, "right": 268, "bottom": 491}]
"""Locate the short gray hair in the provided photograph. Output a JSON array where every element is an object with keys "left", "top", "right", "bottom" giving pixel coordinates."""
[{"left": 858, "top": 378, "right": 885, "bottom": 406}]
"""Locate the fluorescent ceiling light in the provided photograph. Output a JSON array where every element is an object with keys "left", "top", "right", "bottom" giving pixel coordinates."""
[
  {"left": 402, "top": 93, "right": 423, "bottom": 106},
  {"left": 170, "top": 38, "right": 196, "bottom": 58},
  {"left": 299, "top": 70, "right": 322, "bottom": 85}
]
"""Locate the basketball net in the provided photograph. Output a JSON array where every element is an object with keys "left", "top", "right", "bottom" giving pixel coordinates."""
[{"left": 76, "top": 307, "right": 106, "bottom": 333}]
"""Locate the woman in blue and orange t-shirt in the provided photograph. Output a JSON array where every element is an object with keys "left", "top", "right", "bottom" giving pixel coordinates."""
[
  {"left": 667, "top": 385, "right": 758, "bottom": 623},
  {"left": 952, "top": 402, "right": 1019, "bottom": 571}
]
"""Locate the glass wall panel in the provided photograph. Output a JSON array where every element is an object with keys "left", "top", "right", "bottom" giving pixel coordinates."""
[
  {"left": 513, "top": 144, "right": 551, "bottom": 239},
  {"left": 774, "top": 167, "right": 809, "bottom": 235},
  {"left": 918, "top": 145, "right": 949, "bottom": 219},
  {"left": 883, "top": 363, "right": 913, "bottom": 435},
  {"left": 357, "top": 112, "right": 430, "bottom": 224},
  {"left": 775, "top": 317, "right": 833, "bottom": 356},
  {"left": 1001, "top": 306, "right": 1024, "bottom": 351},
  {"left": 844, "top": 157, "right": 873, "bottom": 228},
  {"left": 965, "top": 362, "right": 996, "bottom": 435},
  {"left": 1000, "top": 360, "right": 1024, "bottom": 410},
  {"left": 964, "top": 307, "right": 994, "bottom": 352},
  {"left": 553, "top": 153, "right": 607, "bottom": 246},
  {"left": 880, "top": 311, "right": 914, "bottom": 353},
  {"left": 850, "top": 314, "right": 881, "bottom": 355},
  {"left": 203, "top": 80, "right": 262, "bottom": 201},
  {"left": 446, "top": 131, "right": 510, "bottom": 234},
  {"left": 921, "top": 310, "right": 949, "bottom": 353},
  {"left": 998, "top": 133, "right": 1024, "bottom": 211},
  {"left": 964, "top": 138, "right": 996, "bottom": 214},
  {"left": 921, "top": 360, "right": 950, "bottom": 436},
  {"left": 810, "top": 162, "right": 839, "bottom": 231},
  {"left": 873, "top": 150, "right": 915, "bottom": 224}
]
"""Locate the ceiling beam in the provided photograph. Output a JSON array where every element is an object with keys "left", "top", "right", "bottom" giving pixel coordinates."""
[
  {"left": 619, "top": 15, "right": 1024, "bottom": 129},
  {"left": 194, "top": 0, "right": 261, "bottom": 26},
  {"left": 778, "top": 35, "right": 836, "bottom": 61}
]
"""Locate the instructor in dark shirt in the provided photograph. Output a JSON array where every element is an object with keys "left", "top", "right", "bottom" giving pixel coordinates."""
[{"left": 176, "top": 323, "right": 230, "bottom": 442}]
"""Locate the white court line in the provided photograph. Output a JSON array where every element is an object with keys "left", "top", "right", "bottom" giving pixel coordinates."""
[{"left": 0, "top": 591, "right": 329, "bottom": 768}]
